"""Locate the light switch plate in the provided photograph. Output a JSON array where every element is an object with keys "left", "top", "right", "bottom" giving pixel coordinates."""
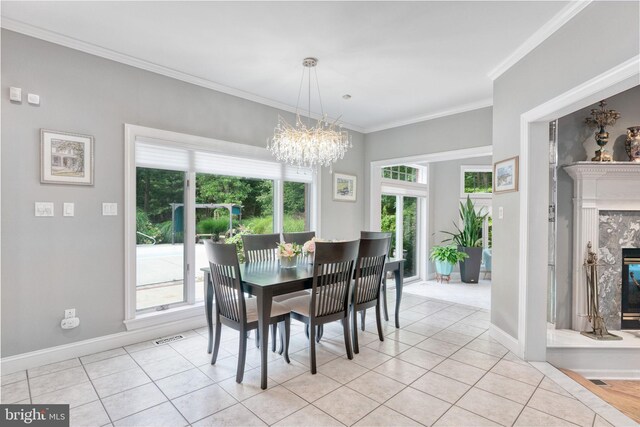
[
  {"left": 35, "top": 202, "right": 54, "bottom": 217},
  {"left": 498, "top": 206, "right": 504, "bottom": 219},
  {"left": 102, "top": 202, "right": 117, "bottom": 216},
  {"left": 27, "top": 93, "right": 40, "bottom": 105},
  {"left": 63, "top": 203, "right": 74, "bottom": 217},
  {"left": 9, "top": 87, "right": 22, "bottom": 102}
]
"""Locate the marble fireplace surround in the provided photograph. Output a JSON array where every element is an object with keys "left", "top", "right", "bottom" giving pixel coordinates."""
[{"left": 566, "top": 162, "right": 640, "bottom": 331}]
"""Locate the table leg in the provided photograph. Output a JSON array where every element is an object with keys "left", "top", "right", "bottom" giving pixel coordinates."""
[
  {"left": 256, "top": 288, "right": 272, "bottom": 390},
  {"left": 394, "top": 263, "right": 404, "bottom": 328},
  {"left": 205, "top": 272, "right": 213, "bottom": 354}
]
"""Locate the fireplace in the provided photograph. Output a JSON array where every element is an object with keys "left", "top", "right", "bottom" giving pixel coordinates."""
[{"left": 622, "top": 248, "right": 640, "bottom": 329}]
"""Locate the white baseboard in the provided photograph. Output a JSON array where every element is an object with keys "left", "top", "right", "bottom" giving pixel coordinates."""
[
  {"left": 489, "top": 323, "right": 521, "bottom": 357},
  {"left": 1, "top": 315, "right": 208, "bottom": 375},
  {"left": 546, "top": 347, "right": 640, "bottom": 380}
]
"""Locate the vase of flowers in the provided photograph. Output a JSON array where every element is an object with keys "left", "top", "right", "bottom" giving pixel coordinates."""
[
  {"left": 302, "top": 238, "right": 316, "bottom": 263},
  {"left": 278, "top": 242, "right": 302, "bottom": 268}
]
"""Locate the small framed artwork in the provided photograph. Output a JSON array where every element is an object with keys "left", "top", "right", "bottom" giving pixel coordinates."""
[
  {"left": 493, "top": 156, "right": 519, "bottom": 194},
  {"left": 333, "top": 172, "right": 357, "bottom": 202},
  {"left": 41, "top": 129, "right": 94, "bottom": 185}
]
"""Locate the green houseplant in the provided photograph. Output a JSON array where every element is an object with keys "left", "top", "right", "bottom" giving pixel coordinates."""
[
  {"left": 429, "top": 245, "right": 468, "bottom": 276},
  {"left": 442, "top": 196, "right": 487, "bottom": 283}
]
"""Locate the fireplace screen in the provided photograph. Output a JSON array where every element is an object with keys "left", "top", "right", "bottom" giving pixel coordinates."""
[{"left": 622, "top": 248, "right": 640, "bottom": 329}]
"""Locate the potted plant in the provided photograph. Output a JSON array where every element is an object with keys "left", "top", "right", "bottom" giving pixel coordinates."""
[
  {"left": 443, "top": 196, "right": 487, "bottom": 283},
  {"left": 277, "top": 241, "right": 302, "bottom": 268},
  {"left": 429, "top": 245, "right": 468, "bottom": 276}
]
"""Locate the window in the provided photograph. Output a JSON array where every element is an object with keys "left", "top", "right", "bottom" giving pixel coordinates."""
[
  {"left": 125, "top": 125, "right": 318, "bottom": 328},
  {"left": 283, "top": 181, "right": 309, "bottom": 232},
  {"left": 460, "top": 166, "right": 492, "bottom": 197},
  {"left": 382, "top": 165, "right": 418, "bottom": 182}
]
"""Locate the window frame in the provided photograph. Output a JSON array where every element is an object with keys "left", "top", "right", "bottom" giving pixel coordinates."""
[
  {"left": 460, "top": 165, "right": 492, "bottom": 198},
  {"left": 124, "top": 124, "right": 320, "bottom": 330}
]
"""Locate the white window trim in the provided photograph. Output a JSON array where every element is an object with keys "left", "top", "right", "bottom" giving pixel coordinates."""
[
  {"left": 460, "top": 165, "right": 492, "bottom": 199},
  {"left": 124, "top": 124, "right": 320, "bottom": 330}
]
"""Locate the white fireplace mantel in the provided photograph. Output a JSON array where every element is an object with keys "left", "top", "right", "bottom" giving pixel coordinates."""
[{"left": 565, "top": 162, "right": 640, "bottom": 331}]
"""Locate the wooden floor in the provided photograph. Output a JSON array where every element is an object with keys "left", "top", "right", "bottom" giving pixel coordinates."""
[{"left": 560, "top": 369, "right": 640, "bottom": 424}]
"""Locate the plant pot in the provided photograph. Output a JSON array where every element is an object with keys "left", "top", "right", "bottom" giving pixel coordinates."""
[
  {"left": 458, "top": 246, "right": 483, "bottom": 283},
  {"left": 435, "top": 260, "right": 454, "bottom": 276}
]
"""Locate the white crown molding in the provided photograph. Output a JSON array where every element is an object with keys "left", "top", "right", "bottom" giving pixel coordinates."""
[
  {"left": 0, "top": 17, "right": 366, "bottom": 134},
  {"left": 488, "top": 0, "right": 593, "bottom": 81},
  {"left": 363, "top": 98, "right": 493, "bottom": 134}
]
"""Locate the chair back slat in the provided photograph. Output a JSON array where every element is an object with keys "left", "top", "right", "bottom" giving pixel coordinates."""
[
  {"left": 354, "top": 237, "right": 390, "bottom": 305},
  {"left": 310, "top": 241, "right": 359, "bottom": 318},
  {"left": 282, "top": 231, "right": 315, "bottom": 245},
  {"left": 205, "top": 241, "right": 245, "bottom": 323},
  {"left": 242, "top": 233, "right": 280, "bottom": 262}
]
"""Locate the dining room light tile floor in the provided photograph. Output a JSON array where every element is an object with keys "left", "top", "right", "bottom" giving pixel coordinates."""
[{"left": 1, "top": 292, "right": 635, "bottom": 427}]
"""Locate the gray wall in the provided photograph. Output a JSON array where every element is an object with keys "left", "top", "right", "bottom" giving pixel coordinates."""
[
  {"left": 492, "top": 1, "right": 639, "bottom": 340},
  {"left": 1, "top": 30, "right": 365, "bottom": 356},
  {"left": 430, "top": 156, "right": 492, "bottom": 273},
  {"left": 363, "top": 107, "right": 493, "bottom": 229},
  {"left": 554, "top": 85, "right": 640, "bottom": 329}
]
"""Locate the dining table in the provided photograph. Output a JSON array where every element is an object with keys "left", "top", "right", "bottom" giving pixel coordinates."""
[{"left": 201, "top": 256, "right": 405, "bottom": 389}]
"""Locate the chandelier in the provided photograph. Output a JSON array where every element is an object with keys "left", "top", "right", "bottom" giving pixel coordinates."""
[{"left": 268, "top": 57, "right": 351, "bottom": 169}]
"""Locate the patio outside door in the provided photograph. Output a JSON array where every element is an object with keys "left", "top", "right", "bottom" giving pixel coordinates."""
[{"left": 381, "top": 194, "right": 421, "bottom": 280}]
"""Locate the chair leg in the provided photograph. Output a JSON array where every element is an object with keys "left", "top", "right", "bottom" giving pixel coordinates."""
[
  {"left": 283, "top": 317, "right": 291, "bottom": 364},
  {"left": 360, "top": 310, "right": 366, "bottom": 331},
  {"left": 352, "top": 306, "right": 360, "bottom": 354},
  {"left": 342, "top": 317, "right": 353, "bottom": 360},
  {"left": 271, "top": 323, "right": 277, "bottom": 353},
  {"left": 236, "top": 329, "right": 247, "bottom": 383},
  {"left": 309, "top": 322, "right": 317, "bottom": 374},
  {"left": 277, "top": 321, "right": 284, "bottom": 355},
  {"left": 382, "top": 279, "right": 389, "bottom": 321},
  {"left": 211, "top": 319, "right": 222, "bottom": 364},
  {"left": 255, "top": 329, "right": 260, "bottom": 349},
  {"left": 305, "top": 323, "right": 310, "bottom": 340},
  {"left": 375, "top": 302, "right": 384, "bottom": 342},
  {"left": 316, "top": 325, "right": 323, "bottom": 343}
]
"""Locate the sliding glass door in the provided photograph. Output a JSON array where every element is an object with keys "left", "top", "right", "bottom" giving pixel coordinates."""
[
  {"left": 381, "top": 193, "right": 422, "bottom": 279},
  {"left": 135, "top": 167, "right": 187, "bottom": 311}
]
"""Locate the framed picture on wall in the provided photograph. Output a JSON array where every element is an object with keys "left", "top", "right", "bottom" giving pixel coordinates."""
[
  {"left": 41, "top": 129, "right": 94, "bottom": 185},
  {"left": 333, "top": 172, "right": 357, "bottom": 202},
  {"left": 493, "top": 156, "right": 519, "bottom": 194}
]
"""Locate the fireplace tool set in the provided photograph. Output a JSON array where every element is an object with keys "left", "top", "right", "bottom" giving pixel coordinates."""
[{"left": 581, "top": 242, "right": 622, "bottom": 340}]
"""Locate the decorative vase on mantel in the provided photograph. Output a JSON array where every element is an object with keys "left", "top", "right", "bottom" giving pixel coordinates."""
[
  {"left": 584, "top": 100, "right": 621, "bottom": 162},
  {"left": 625, "top": 126, "right": 640, "bottom": 162}
]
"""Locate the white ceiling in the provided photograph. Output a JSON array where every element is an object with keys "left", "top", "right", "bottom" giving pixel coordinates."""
[{"left": 1, "top": 1, "right": 569, "bottom": 132}]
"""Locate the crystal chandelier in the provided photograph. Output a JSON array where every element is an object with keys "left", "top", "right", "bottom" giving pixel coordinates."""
[{"left": 268, "top": 57, "right": 351, "bottom": 169}]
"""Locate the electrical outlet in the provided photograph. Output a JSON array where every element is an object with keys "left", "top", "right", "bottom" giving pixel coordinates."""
[
  {"left": 64, "top": 309, "right": 75, "bottom": 319},
  {"left": 61, "top": 317, "right": 80, "bottom": 329},
  {"left": 102, "top": 203, "right": 117, "bottom": 216}
]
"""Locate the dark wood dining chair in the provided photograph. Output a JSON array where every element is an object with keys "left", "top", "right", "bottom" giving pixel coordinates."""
[
  {"left": 360, "top": 231, "right": 392, "bottom": 240},
  {"left": 360, "top": 230, "right": 393, "bottom": 322},
  {"left": 351, "top": 237, "right": 390, "bottom": 353},
  {"left": 241, "top": 232, "right": 307, "bottom": 352},
  {"left": 204, "top": 241, "right": 291, "bottom": 383},
  {"left": 242, "top": 233, "right": 281, "bottom": 262},
  {"left": 282, "top": 231, "right": 315, "bottom": 246},
  {"left": 280, "top": 240, "right": 359, "bottom": 374}
]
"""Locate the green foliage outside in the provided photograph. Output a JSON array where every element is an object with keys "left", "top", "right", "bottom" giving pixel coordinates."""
[
  {"left": 442, "top": 196, "right": 487, "bottom": 248},
  {"left": 136, "top": 167, "right": 307, "bottom": 244},
  {"left": 464, "top": 171, "right": 492, "bottom": 193},
  {"left": 429, "top": 245, "right": 469, "bottom": 264}
]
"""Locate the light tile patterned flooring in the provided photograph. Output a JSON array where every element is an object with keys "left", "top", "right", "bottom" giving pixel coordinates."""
[{"left": 0, "top": 291, "right": 629, "bottom": 427}]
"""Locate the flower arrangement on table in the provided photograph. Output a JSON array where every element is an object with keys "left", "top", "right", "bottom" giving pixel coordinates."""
[
  {"left": 302, "top": 237, "right": 317, "bottom": 255},
  {"left": 277, "top": 241, "right": 302, "bottom": 268}
]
